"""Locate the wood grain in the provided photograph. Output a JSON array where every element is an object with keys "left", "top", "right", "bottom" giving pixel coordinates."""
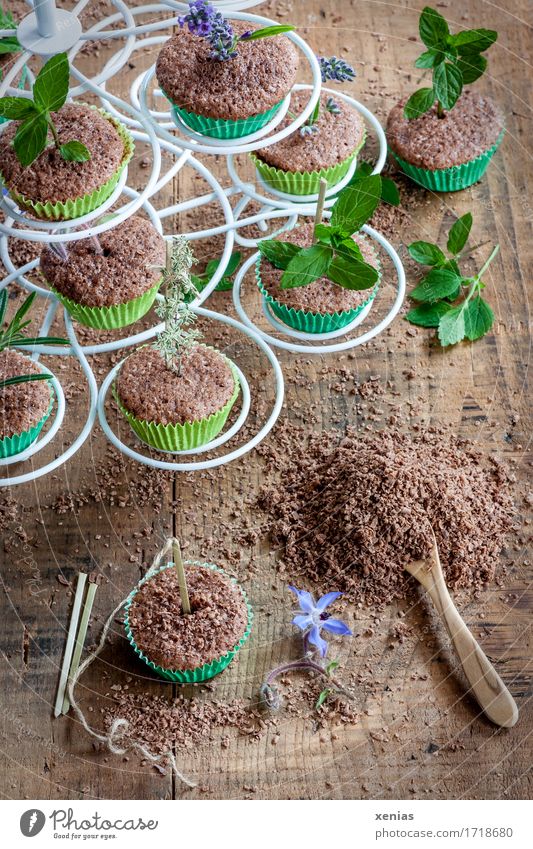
[{"left": 0, "top": 0, "right": 531, "bottom": 801}]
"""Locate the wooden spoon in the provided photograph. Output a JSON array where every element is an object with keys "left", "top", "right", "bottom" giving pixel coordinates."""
[{"left": 405, "top": 533, "right": 518, "bottom": 728}]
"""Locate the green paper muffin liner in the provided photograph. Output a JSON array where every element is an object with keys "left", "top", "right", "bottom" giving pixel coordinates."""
[
  {"left": 168, "top": 95, "right": 284, "bottom": 140},
  {"left": 114, "top": 352, "right": 240, "bottom": 452},
  {"left": 250, "top": 130, "right": 367, "bottom": 196},
  {"left": 256, "top": 254, "right": 380, "bottom": 335},
  {"left": 390, "top": 130, "right": 504, "bottom": 192},
  {"left": 0, "top": 391, "right": 53, "bottom": 459},
  {"left": 46, "top": 280, "right": 161, "bottom": 330},
  {"left": 124, "top": 561, "right": 254, "bottom": 683},
  {"left": 0, "top": 107, "right": 135, "bottom": 220}
]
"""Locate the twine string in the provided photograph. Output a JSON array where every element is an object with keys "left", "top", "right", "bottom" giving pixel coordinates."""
[{"left": 67, "top": 540, "right": 196, "bottom": 789}]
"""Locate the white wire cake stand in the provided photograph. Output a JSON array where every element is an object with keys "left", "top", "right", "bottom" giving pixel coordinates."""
[{"left": 0, "top": 0, "right": 405, "bottom": 485}]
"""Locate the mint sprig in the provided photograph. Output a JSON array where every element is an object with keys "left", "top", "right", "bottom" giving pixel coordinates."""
[
  {"left": 405, "top": 212, "right": 498, "bottom": 346},
  {"left": 0, "top": 7, "right": 20, "bottom": 57},
  {"left": 191, "top": 251, "right": 242, "bottom": 293},
  {"left": 258, "top": 176, "right": 381, "bottom": 291},
  {"left": 0, "top": 53, "right": 91, "bottom": 167},
  {"left": 404, "top": 6, "right": 497, "bottom": 119},
  {"left": 348, "top": 161, "right": 400, "bottom": 206}
]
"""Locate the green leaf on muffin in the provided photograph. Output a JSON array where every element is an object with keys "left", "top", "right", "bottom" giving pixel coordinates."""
[
  {"left": 0, "top": 290, "right": 68, "bottom": 387},
  {"left": 405, "top": 6, "right": 497, "bottom": 119},
  {"left": 0, "top": 7, "right": 20, "bottom": 56},
  {"left": 0, "top": 53, "right": 91, "bottom": 167}
]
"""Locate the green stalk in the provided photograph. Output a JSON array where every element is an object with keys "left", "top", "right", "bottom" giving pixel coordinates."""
[
  {"left": 47, "top": 114, "right": 61, "bottom": 150},
  {"left": 464, "top": 245, "right": 500, "bottom": 304},
  {"left": 436, "top": 100, "right": 445, "bottom": 119}
]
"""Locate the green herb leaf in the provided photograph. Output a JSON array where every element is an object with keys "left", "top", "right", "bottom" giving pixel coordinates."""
[
  {"left": 13, "top": 336, "right": 69, "bottom": 346},
  {"left": 415, "top": 49, "right": 443, "bottom": 68},
  {"left": 0, "top": 373, "right": 53, "bottom": 389},
  {"left": 33, "top": 52, "right": 69, "bottom": 114},
  {"left": 408, "top": 241, "right": 446, "bottom": 266},
  {"left": 463, "top": 295, "right": 494, "bottom": 340},
  {"left": 327, "top": 254, "right": 378, "bottom": 290},
  {"left": 0, "top": 97, "right": 36, "bottom": 120},
  {"left": 438, "top": 303, "right": 466, "bottom": 346},
  {"left": 403, "top": 87, "right": 435, "bottom": 119},
  {"left": 314, "top": 223, "right": 333, "bottom": 245},
  {"left": 280, "top": 245, "right": 333, "bottom": 289},
  {"left": 405, "top": 301, "right": 452, "bottom": 327},
  {"left": 419, "top": 6, "right": 449, "bottom": 49},
  {"left": 332, "top": 237, "right": 364, "bottom": 262},
  {"left": 410, "top": 268, "right": 463, "bottom": 302},
  {"left": 330, "top": 175, "right": 381, "bottom": 234},
  {"left": 59, "top": 140, "right": 91, "bottom": 162},
  {"left": 315, "top": 689, "right": 331, "bottom": 710},
  {"left": 433, "top": 61, "right": 463, "bottom": 111},
  {"left": 451, "top": 28, "right": 498, "bottom": 54},
  {"left": 12, "top": 113, "right": 49, "bottom": 167},
  {"left": 325, "top": 660, "right": 340, "bottom": 676},
  {"left": 244, "top": 25, "right": 295, "bottom": 40},
  {"left": 9, "top": 291, "right": 36, "bottom": 331},
  {"left": 380, "top": 176, "right": 400, "bottom": 206},
  {"left": 457, "top": 53, "right": 487, "bottom": 84},
  {"left": 258, "top": 239, "right": 300, "bottom": 270},
  {"left": 0, "top": 288, "right": 7, "bottom": 327},
  {"left": 447, "top": 212, "right": 473, "bottom": 255},
  {"left": 0, "top": 8, "right": 20, "bottom": 55},
  {"left": 0, "top": 38, "right": 20, "bottom": 55}
]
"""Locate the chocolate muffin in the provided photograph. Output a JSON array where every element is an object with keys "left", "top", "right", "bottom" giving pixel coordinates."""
[
  {"left": 258, "top": 222, "right": 380, "bottom": 333},
  {"left": 156, "top": 21, "right": 299, "bottom": 138},
  {"left": 126, "top": 564, "right": 250, "bottom": 673},
  {"left": 115, "top": 344, "right": 240, "bottom": 451},
  {"left": 253, "top": 90, "right": 366, "bottom": 194},
  {"left": 387, "top": 90, "right": 505, "bottom": 191},
  {"left": 0, "top": 350, "right": 52, "bottom": 452},
  {"left": 40, "top": 216, "right": 165, "bottom": 329},
  {"left": 0, "top": 103, "right": 134, "bottom": 219}
]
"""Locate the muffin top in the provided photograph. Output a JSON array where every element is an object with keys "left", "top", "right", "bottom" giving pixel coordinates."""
[
  {"left": 0, "top": 103, "right": 127, "bottom": 203},
  {"left": 387, "top": 90, "right": 504, "bottom": 170},
  {"left": 127, "top": 564, "right": 249, "bottom": 670},
  {"left": 260, "top": 223, "right": 379, "bottom": 315},
  {"left": 41, "top": 216, "right": 166, "bottom": 307},
  {"left": 116, "top": 344, "right": 236, "bottom": 425},
  {"left": 156, "top": 22, "right": 299, "bottom": 120},
  {"left": 256, "top": 91, "right": 365, "bottom": 172},
  {"left": 0, "top": 349, "right": 51, "bottom": 439}
]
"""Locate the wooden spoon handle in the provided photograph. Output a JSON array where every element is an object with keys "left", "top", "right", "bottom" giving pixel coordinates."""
[{"left": 427, "top": 574, "right": 518, "bottom": 728}]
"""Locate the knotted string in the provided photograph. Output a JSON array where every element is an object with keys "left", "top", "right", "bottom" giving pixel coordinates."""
[{"left": 67, "top": 539, "right": 196, "bottom": 788}]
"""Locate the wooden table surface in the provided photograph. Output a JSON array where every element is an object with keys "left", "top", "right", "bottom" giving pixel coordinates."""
[{"left": 0, "top": 0, "right": 531, "bottom": 800}]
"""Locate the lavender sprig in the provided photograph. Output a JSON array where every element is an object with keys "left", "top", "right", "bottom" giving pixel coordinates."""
[
  {"left": 177, "top": 1, "right": 294, "bottom": 62},
  {"left": 300, "top": 56, "right": 356, "bottom": 137}
]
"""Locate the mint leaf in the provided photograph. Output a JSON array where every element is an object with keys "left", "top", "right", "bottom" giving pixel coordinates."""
[
  {"left": 415, "top": 49, "right": 443, "bottom": 68},
  {"left": 447, "top": 212, "right": 472, "bottom": 255},
  {"left": 452, "top": 29, "right": 497, "bottom": 54},
  {"left": 13, "top": 114, "right": 49, "bottom": 167},
  {"left": 464, "top": 296, "right": 494, "bottom": 340},
  {"left": 408, "top": 241, "right": 446, "bottom": 266},
  {"left": 59, "top": 140, "right": 91, "bottom": 162},
  {"left": 0, "top": 97, "right": 37, "bottom": 120},
  {"left": 433, "top": 61, "right": 463, "bottom": 111},
  {"left": 314, "top": 223, "right": 333, "bottom": 244},
  {"left": 419, "top": 6, "right": 449, "bottom": 49},
  {"left": 332, "top": 237, "right": 364, "bottom": 262},
  {"left": 244, "top": 25, "right": 295, "bottom": 40},
  {"left": 405, "top": 301, "right": 452, "bottom": 327},
  {"left": 315, "top": 689, "right": 331, "bottom": 710},
  {"left": 0, "top": 39, "right": 20, "bottom": 55},
  {"left": 410, "top": 268, "right": 463, "bottom": 302},
  {"left": 327, "top": 254, "right": 378, "bottom": 290},
  {"left": 33, "top": 52, "right": 69, "bottom": 113},
  {"left": 258, "top": 240, "right": 300, "bottom": 270},
  {"left": 404, "top": 87, "right": 435, "bottom": 119},
  {"left": 438, "top": 304, "right": 466, "bottom": 346},
  {"left": 457, "top": 53, "right": 487, "bottom": 84},
  {"left": 381, "top": 176, "right": 400, "bottom": 206},
  {"left": 280, "top": 245, "right": 333, "bottom": 289},
  {"left": 330, "top": 175, "right": 381, "bottom": 234}
]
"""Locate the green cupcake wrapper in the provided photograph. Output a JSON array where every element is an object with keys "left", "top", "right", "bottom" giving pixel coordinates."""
[
  {"left": 168, "top": 93, "right": 284, "bottom": 140},
  {"left": 0, "top": 392, "right": 53, "bottom": 459},
  {"left": 124, "top": 561, "right": 253, "bottom": 683},
  {"left": 390, "top": 130, "right": 505, "bottom": 192},
  {"left": 0, "top": 106, "right": 135, "bottom": 220},
  {"left": 114, "top": 351, "right": 240, "bottom": 451},
  {"left": 250, "top": 130, "right": 367, "bottom": 196},
  {"left": 256, "top": 253, "right": 380, "bottom": 334},
  {"left": 46, "top": 279, "right": 161, "bottom": 330}
]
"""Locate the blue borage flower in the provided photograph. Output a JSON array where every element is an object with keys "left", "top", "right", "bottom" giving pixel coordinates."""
[{"left": 289, "top": 586, "right": 352, "bottom": 657}]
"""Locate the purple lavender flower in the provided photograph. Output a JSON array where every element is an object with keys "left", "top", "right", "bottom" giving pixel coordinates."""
[
  {"left": 178, "top": 0, "right": 237, "bottom": 60},
  {"left": 325, "top": 96, "right": 341, "bottom": 114},
  {"left": 178, "top": 0, "right": 216, "bottom": 37},
  {"left": 319, "top": 56, "right": 356, "bottom": 83},
  {"left": 289, "top": 586, "right": 352, "bottom": 657}
]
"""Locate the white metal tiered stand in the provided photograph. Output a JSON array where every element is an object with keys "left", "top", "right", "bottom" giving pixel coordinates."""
[{"left": 0, "top": 0, "right": 405, "bottom": 486}]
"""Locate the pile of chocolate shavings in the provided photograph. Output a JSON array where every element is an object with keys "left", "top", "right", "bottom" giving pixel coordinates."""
[{"left": 258, "top": 427, "right": 516, "bottom": 607}]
